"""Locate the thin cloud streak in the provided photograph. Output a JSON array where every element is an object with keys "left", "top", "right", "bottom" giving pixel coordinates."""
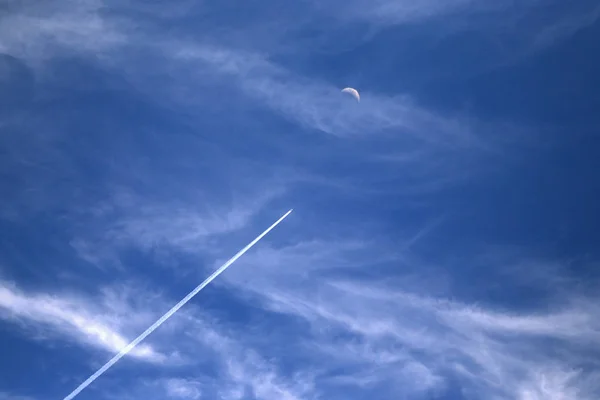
[
  {"left": 2, "top": 0, "right": 595, "bottom": 69},
  {"left": 68, "top": 187, "right": 284, "bottom": 270},
  {"left": 217, "top": 240, "right": 600, "bottom": 400},
  {"left": 61, "top": 209, "right": 292, "bottom": 400},
  {"left": 0, "top": 0, "right": 125, "bottom": 64},
  {"left": 2, "top": 2, "right": 598, "bottom": 400},
  {"left": 0, "top": 283, "right": 164, "bottom": 362},
  {"left": 164, "top": 378, "right": 202, "bottom": 399},
  {"left": 1, "top": 0, "right": 518, "bottom": 200},
  {"left": 172, "top": 44, "right": 484, "bottom": 144},
  {"left": 317, "top": 0, "right": 483, "bottom": 26},
  {"left": 1, "top": 0, "right": 495, "bottom": 147},
  {"left": 98, "top": 301, "right": 318, "bottom": 400},
  {"left": 0, "top": 392, "right": 36, "bottom": 400}
]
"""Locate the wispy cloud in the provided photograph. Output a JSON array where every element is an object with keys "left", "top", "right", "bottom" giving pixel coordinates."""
[
  {"left": 325, "top": 0, "right": 600, "bottom": 51},
  {"left": 314, "top": 0, "right": 483, "bottom": 27},
  {"left": 2, "top": 2, "right": 598, "bottom": 400},
  {"left": 4, "top": 238, "right": 598, "bottom": 400},
  {"left": 85, "top": 295, "right": 318, "bottom": 400},
  {"left": 164, "top": 378, "right": 202, "bottom": 399},
  {"left": 532, "top": 3, "right": 600, "bottom": 49},
  {"left": 172, "top": 44, "right": 485, "bottom": 144},
  {"left": 0, "top": 392, "right": 36, "bottom": 400},
  {"left": 0, "top": 0, "right": 496, "bottom": 146},
  {"left": 0, "top": 0, "right": 523, "bottom": 202},
  {"left": 0, "top": 0, "right": 125, "bottom": 64},
  {"left": 3, "top": 0, "right": 595, "bottom": 71},
  {"left": 214, "top": 239, "right": 600, "bottom": 400},
  {"left": 222, "top": 353, "right": 315, "bottom": 400},
  {"left": 0, "top": 282, "right": 165, "bottom": 362},
  {"left": 68, "top": 186, "right": 284, "bottom": 272},
  {"left": 514, "top": 366, "right": 599, "bottom": 400}
]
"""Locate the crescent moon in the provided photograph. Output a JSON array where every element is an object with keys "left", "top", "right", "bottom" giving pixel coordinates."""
[{"left": 341, "top": 87, "right": 360, "bottom": 102}]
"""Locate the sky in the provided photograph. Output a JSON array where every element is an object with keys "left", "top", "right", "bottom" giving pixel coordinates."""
[{"left": 1, "top": 0, "right": 599, "bottom": 399}]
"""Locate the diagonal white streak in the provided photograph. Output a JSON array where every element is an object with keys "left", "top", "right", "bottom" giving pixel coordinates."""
[{"left": 62, "top": 209, "right": 294, "bottom": 400}]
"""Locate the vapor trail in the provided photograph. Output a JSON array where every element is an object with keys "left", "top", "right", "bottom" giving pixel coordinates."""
[{"left": 62, "top": 209, "right": 293, "bottom": 400}]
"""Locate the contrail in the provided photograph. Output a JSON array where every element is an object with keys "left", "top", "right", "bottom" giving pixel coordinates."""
[{"left": 62, "top": 209, "right": 293, "bottom": 400}]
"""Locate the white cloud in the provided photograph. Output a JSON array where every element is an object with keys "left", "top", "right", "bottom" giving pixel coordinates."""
[
  {"left": 1, "top": 0, "right": 491, "bottom": 146},
  {"left": 212, "top": 240, "right": 600, "bottom": 399},
  {"left": 0, "top": 392, "right": 36, "bottom": 400},
  {"left": 67, "top": 186, "right": 285, "bottom": 272},
  {"left": 0, "top": 0, "right": 517, "bottom": 201},
  {"left": 0, "top": 282, "right": 165, "bottom": 362},
  {"left": 171, "top": 43, "right": 484, "bottom": 145},
  {"left": 316, "top": 0, "right": 482, "bottom": 27},
  {"left": 0, "top": 0, "right": 125, "bottom": 64},
  {"left": 164, "top": 378, "right": 202, "bottom": 399},
  {"left": 5, "top": 241, "right": 597, "bottom": 400},
  {"left": 173, "top": 308, "right": 316, "bottom": 400},
  {"left": 320, "top": 0, "right": 599, "bottom": 53},
  {"left": 96, "top": 301, "right": 318, "bottom": 400},
  {"left": 532, "top": 3, "right": 600, "bottom": 49},
  {"left": 105, "top": 195, "right": 275, "bottom": 254},
  {"left": 2, "top": 2, "right": 599, "bottom": 400},
  {"left": 224, "top": 355, "right": 313, "bottom": 400},
  {"left": 2, "top": 0, "right": 595, "bottom": 75}
]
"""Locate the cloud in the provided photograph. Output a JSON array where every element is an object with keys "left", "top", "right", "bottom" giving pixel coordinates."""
[
  {"left": 0, "top": 0, "right": 493, "bottom": 146},
  {"left": 68, "top": 185, "right": 285, "bottom": 272},
  {"left": 212, "top": 239, "right": 600, "bottom": 400},
  {"left": 532, "top": 3, "right": 600, "bottom": 49},
  {"left": 0, "top": 0, "right": 125, "bottom": 64},
  {"left": 222, "top": 354, "right": 315, "bottom": 400},
  {"left": 4, "top": 236, "right": 598, "bottom": 400},
  {"left": 0, "top": 282, "right": 165, "bottom": 362},
  {"left": 1, "top": 0, "right": 523, "bottom": 202},
  {"left": 165, "top": 306, "right": 317, "bottom": 400},
  {"left": 515, "top": 366, "right": 599, "bottom": 400},
  {"left": 164, "top": 378, "right": 202, "bottom": 399},
  {"left": 2, "top": 2, "right": 598, "bottom": 400},
  {"left": 0, "top": 392, "right": 36, "bottom": 400},
  {"left": 85, "top": 296, "right": 318, "bottom": 400},
  {"left": 100, "top": 40, "right": 504, "bottom": 196},
  {"left": 326, "top": 0, "right": 599, "bottom": 50},
  {"left": 2, "top": 0, "right": 595, "bottom": 73},
  {"left": 315, "top": 0, "right": 482, "bottom": 26},
  {"left": 172, "top": 43, "right": 485, "bottom": 143},
  {"left": 106, "top": 191, "right": 279, "bottom": 252}
]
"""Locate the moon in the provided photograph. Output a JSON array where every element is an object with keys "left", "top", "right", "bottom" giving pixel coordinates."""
[{"left": 341, "top": 87, "right": 360, "bottom": 102}]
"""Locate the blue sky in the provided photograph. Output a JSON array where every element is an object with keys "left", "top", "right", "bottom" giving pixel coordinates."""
[{"left": 1, "top": 0, "right": 599, "bottom": 399}]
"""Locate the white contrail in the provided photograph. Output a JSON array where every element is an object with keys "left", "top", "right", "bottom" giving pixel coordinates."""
[{"left": 62, "top": 209, "right": 293, "bottom": 400}]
